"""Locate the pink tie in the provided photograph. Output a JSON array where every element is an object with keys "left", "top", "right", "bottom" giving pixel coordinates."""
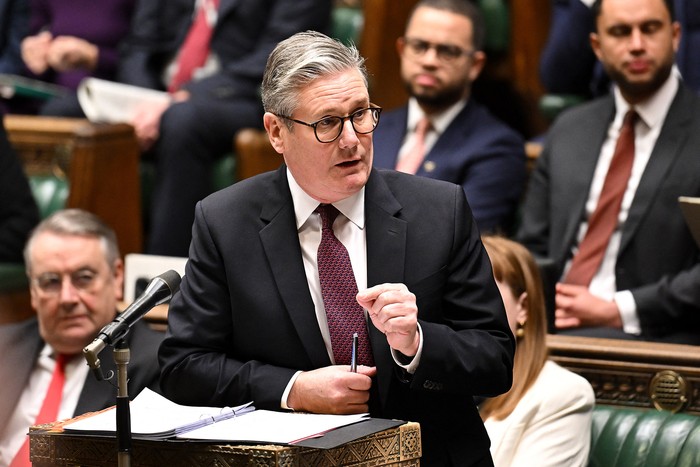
[
  {"left": 168, "top": 0, "right": 220, "bottom": 93},
  {"left": 565, "top": 110, "right": 638, "bottom": 286},
  {"left": 316, "top": 205, "right": 374, "bottom": 366},
  {"left": 396, "top": 117, "right": 431, "bottom": 174},
  {"left": 10, "top": 354, "right": 68, "bottom": 467}
]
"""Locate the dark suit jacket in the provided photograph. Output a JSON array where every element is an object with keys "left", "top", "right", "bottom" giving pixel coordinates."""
[
  {"left": 117, "top": 0, "right": 331, "bottom": 98},
  {"left": 518, "top": 83, "right": 700, "bottom": 344},
  {"left": 0, "top": 316, "right": 163, "bottom": 436},
  {"left": 0, "top": 0, "right": 28, "bottom": 75},
  {"left": 372, "top": 100, "right": 527, "bottom": 234},
  {"left": 159, "top": 166, "right": 515, "bottom": 466},
  {"left": 0, "top": 120, "right": 39, "bottom": 262}
]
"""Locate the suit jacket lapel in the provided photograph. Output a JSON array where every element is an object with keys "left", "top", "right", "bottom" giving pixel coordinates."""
[
  {"left": 0, "top": 319, "right": 42, "bottom": 425},
  {"left": 374, "top": 106, "right": 408, "bottom": 169},
  {"left": 620, "top": 86, "right": 692, "bottom": 252},
  {"left": 364, "top": 170, "right": 407, "bottom": 408},
  {"left": 259, "top": 167, "right": 330, "bottom": 368},
  {"left": 561, "top": 99, "right": 616, "bottom": 256}
]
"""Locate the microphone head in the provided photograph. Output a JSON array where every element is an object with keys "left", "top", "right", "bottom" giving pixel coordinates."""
[{"left": 157, "top": 269, "right": 182, "bottom": 296}]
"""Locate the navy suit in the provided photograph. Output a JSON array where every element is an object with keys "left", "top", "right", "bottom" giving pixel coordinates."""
[
  {"left": 0, "top": 0, "right": 28, "bottom": 75},
  {"left": 159, "top": 166, "right": 515, "bottom": 466},
  {"left": 117, "top": 0, "right": 332, "bottom": 257},
  {"left": 373, "top": 100, "right": 527, "bottom": 234},
  {"left": 518, "top": 83, "right": 700, "bottom": 344},
  {"left": 0, "top": 317, "right": 163, "bottom": 437}
]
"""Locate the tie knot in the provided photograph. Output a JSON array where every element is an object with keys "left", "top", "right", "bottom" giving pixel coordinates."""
[
  {"left": 415, "top": 117, "right": 431, "bottom": 137},
  {"left": 623, "top": 109, "right": 638, "bottom": 128},
  {"left": 316, "top": 204, "right": 340, "bottom": 230}
]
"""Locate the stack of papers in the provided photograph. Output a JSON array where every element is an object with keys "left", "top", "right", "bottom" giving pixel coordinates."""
[{"left": 63, "top": 388, "right": 369, "bottom": 445}]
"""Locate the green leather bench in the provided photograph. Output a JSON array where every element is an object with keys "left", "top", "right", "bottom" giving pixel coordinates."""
[{"left": 590, "top": 406, "right": 700, "bottom": 467}]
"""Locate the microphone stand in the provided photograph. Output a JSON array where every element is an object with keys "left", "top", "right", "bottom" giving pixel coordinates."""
[{"left": 114, "top": 338, "right": 132, "bottom": 467}]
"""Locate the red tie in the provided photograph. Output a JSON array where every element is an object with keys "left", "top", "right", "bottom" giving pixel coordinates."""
[
  {"left": 396, "top": 117, "right": 431, "bottom": 174},
  {"left": 316, "top": 205, "right": 374, "bottom": 366},
  {"left": 565, "top": 110, "right": 638, "bottom": 286},
  {"left": 10, "top": 354, "right": 68, "bottom": 467},
  {"left": 168, "top": 0, "right": 219, "bottom": 93}
]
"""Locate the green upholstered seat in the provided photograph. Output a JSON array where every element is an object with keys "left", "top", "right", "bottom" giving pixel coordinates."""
[
  {"left": 589, "top": 406, "right": 700, "bottom": 467},
  {"left": 539, "top": 93, "right": 587, "bottom": 121}
]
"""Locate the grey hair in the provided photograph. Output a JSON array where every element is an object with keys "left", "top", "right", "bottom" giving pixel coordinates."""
[
  {"left": 261, "top": 30, "right": 368, "bottom": 123},
  {"left": 24, "top": 208, "right": 120, "bottom": 274}
]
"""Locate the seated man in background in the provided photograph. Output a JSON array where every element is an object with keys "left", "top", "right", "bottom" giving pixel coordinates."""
[
  {"left": 117, "top": 0, "right": 331, "bottom": 257},
  {"left": 159, "top": 31, "right": 514, "bottom": 466},
  {"left": 480, "top": 235, "right": 594, "bottom": 467},
  {"left": 372, "top": 0, "right": 526, "bottom": 234},
  {"left": 19, "top": 0, "right": 139, "bottom": 116},
  {"left": 518, "top": 0, "right": 700, "bottom": 344},
  {"left": 540, "top": 0, "right": 700, "bottom": 98},
  {"left": 0, "top": 209, "right": 162, "bottom": 466},
  {"left": 0, "top": 117, "right": 39, "bottom": 263}
]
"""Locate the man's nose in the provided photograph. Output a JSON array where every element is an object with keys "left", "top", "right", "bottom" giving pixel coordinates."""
[
  {"left": 59, "top": 276, "right": 80, "bottom": 303},
  {"left": 338, "top": 118, "right": 360, "bottom": 147}
]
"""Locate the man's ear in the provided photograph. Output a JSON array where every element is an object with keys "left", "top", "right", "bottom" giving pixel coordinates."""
[
  {"left": 263, "top": 112, "right": 286, "bottom": 155},
  {"left": 468, "top": 50, "right": 487, "bottom": 82},
  {"left": 590, "top": 32, "right": 603, "bottom": 62},
  {"left": 113, "top": 258, "right": 124, "bottom": 302}
]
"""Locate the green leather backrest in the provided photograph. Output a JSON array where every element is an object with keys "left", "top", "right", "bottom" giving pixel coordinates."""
[
  {"left": 28, "top": 175, "right": 69, "bottom": 219},
  {"left": 589, "top": 406, "right": 700, "bottom": 467},
  {"left": 478, "top": 0, "right": 509, "bottom": 54},
  {"left": 332, "top": 6, "right": 363, "bottom": 46}
]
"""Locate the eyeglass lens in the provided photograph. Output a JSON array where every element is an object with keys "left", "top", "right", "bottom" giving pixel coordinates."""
[
  {"left": 315, "top": 107, "right": 381, "bottom": 142},
  {"left": 34, "top": 269, "right": 98, "bottom": 294},
  {"left": 403, "top": 38, "right": 468, "bottom": 61}
]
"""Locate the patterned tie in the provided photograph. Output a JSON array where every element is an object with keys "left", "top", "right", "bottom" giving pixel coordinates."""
[
  {"left": 10, "top": 354, "right": 68, "bottom": 467},
  {"left": 168, "top": 0, "right": 219, "bottom": 93},
  {"left": 396, "top": 116, "right": 431, "bottom": 174},
  {"left": 565, "top": 110, "right": 639, "bottom": 286},
  {"left": 316, "top": 204, "right": 374, "bottom": 366}
]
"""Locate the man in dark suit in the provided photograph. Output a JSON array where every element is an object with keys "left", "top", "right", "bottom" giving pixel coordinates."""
[
  {"left": 0, "top": 209, "right": 162, "bottom": 466},
  {"left": 159, "top": 31, "right": 515, "bottom": 466},
  {"left": 518, "top": 0, "right": 700, "bottom": 344},
  {"left": 540, "top": 0, "right": 700, "bottom": 97},
  {"left": 372, "top": 0, "right": 526, "bottom": 234},
  {"left": 116, "top": 0, "right": 331, "bottom": 257}
]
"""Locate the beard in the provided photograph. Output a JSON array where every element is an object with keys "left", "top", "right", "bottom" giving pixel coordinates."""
[
  {"left": 403, "top": 78, "right": 467, "bottom": 111},
  {"left": 604, "top": 58, "right": 674, "bottom": 102}
]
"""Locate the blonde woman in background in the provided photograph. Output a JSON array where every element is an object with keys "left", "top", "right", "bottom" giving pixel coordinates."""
[{"left": 480, "top": 235, "right": 595, "bottom": 467}]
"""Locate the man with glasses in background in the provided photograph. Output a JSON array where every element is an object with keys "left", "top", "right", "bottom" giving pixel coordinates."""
[
  {"left": 372, "top": 0, "right": 527, "bottom": 234},
  {"left": 159, "top": 31, "right": 514, "bottom": 466},
  {"left": 0, "top": 209, "right": 162, "bottom": 467}
]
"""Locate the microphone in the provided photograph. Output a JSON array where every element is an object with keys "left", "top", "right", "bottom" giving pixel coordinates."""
[{"left": 83, "top": 269, "right": 181, "bottom": 378}]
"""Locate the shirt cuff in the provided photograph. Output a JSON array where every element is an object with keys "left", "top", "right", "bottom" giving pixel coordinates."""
[
  {"left": 390, "top": 323, "right": 423, "bottom": 374},
  {"left": 615, "top": 290, "right": 641, "bottom": 335},
  {"left": 281, "top": 371, "right": 302, "bottom": 410},
  {"left": 580, "top": 0, "right": 595, "bottom": 7}
]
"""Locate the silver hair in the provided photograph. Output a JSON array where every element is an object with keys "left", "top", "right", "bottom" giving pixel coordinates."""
[
  {"left": 24, "top": 208, "right": 120, "bottom": 274},
  {"left": 261, "top": 30, "right": 368, "bottom": 125}
]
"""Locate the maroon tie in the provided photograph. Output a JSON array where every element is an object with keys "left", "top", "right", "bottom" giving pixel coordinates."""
[
  {"left": 565, "top": 110, "right": 638, "bottom": 286},
  {"left": 316, "top": 204, "right": 374, "bottom": 366},
  {"left": 396, "top": 117, "right": 431, "bottom": 174},
  {"left": 10, "top": 354, "right": 68, "bottom": 467},
  {"left": 168, "top": 0, "right": 219, "bottom": 93}
]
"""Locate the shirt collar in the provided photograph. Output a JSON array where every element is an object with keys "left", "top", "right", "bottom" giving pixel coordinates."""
[
  {"left": 286, "top": 168, "right": 365, "bottom": 230},
  {"left": 406, "top": 97, "right": 468, "bottom": 135},
  {"left": 613, "top": 74, "right": 678, "bottom": 130}
]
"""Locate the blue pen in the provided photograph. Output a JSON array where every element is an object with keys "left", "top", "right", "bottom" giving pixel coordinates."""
[{"left": 350, "top": 332, "right": 358, "bottom": 372}]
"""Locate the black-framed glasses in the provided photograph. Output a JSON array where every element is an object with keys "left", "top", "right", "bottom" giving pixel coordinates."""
[
  {"left": 278, "top": 106, "right": 382, "bottom": 143},
  {"left": 400, "top": 37, "right": 474, "bottom": 62},
  {"left": 31, "top": 268, "right": 100, "bottom": 296}
]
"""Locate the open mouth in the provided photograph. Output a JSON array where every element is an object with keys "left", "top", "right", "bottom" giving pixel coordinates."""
[{"left": 337, "top": 160, "right": 360, "bottom": 168}]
